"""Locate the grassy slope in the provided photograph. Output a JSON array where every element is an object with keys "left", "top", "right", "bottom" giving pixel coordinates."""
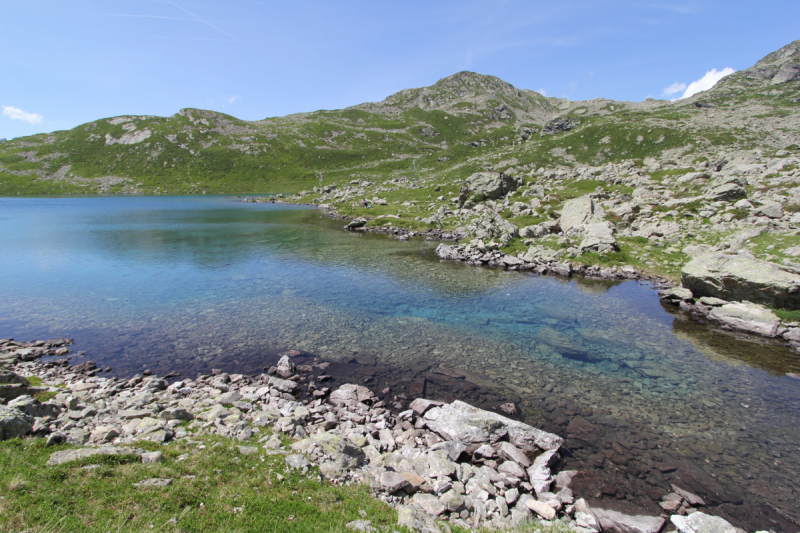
[{"left": 5, "top": 67, "right": 795, "bottom": 197}]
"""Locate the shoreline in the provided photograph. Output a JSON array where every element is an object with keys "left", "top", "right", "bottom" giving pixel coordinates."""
[
  {"left": 1, "top": 341, "right": 781, "bottom": 533},
  {"left": 320, "top": 202, "right": 800, "bottom": 358}
]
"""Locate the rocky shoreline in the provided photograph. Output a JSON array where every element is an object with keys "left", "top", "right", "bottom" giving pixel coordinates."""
[
  {"left": 0, "top": 338, "right": 763, "bottom": 533},
  {"left": 328, "top": 203, "right": 800, "bottom": 358}
]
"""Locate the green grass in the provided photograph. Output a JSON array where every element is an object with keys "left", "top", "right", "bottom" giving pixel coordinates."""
[
  {"left": 773, "top": 308, "right": 800, "bottom": 322},
  {"left": 0, "top": 436, "right": 401, "bottom": 533}
]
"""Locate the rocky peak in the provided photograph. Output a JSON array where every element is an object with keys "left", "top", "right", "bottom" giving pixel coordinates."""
[
  {"left": 715, "top": 39, "right": 800, "bottom": 90},
  {"left": 365, "top": 71, "right": 556, "bottom": 123}
]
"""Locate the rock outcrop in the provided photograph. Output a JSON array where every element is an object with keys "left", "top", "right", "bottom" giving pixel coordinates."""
[
  {"left": 681, "top": 251, "right": 800, "bottom": 310},
  {"left": 459, "top": 172, "right": 523, "bottom": 205}
]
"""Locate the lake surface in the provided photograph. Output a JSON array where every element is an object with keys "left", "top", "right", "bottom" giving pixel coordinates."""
[{"left": 1, "top": 196, "right": 799, "bottom": 531}]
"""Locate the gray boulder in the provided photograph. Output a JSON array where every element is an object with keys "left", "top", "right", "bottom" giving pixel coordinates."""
[
  {"left": 434, "top": 243, "right": 462, "bottom": 261},
  {"left": 0, "top": 405, "right": 33, "bottom": 440},
  {"left": 466, "top": 214, "right": 519, "bottom": 245},
  {"left": 592, "top": 507, "right": 666, "bottom": 533},
  {"left": 423, "top": 400, "right": 563, "bottom": 453},
  {"left": 559, "top": 195, "right": 606, "bottom": 235},
  {"left": 7, "top": 395, "right": 61, "bottom": 419},
  {"left": 708, "top": 301, "right": 786, "bottom": 337},
  {"left": 579, "top": 222, "right": 619, "bottom": 253},
  {"left": 681, "top": 251, "right": 800, "bottom": 309},
  {"left": 461, "top": 172, "right": 523, "bottom": 203},
  {"left": 671, "top": 512, "right": 736, "bottom": 533},
  {"left": 276, "top": 355, "right": 295, "bottom": 379},
  {"left": 706, "top": 183, "right": 746, "bottom": 202},
  {"left": 542, "top": 117, "right": 581, "bottom": 135},
  {"left": 345, "top": 218, "right": 367, "bottom": 230},
  {"left": 47, "top": 446, "right": 143, "bottom": 465},
  {"left": 753, "top": 202, "right": 783, "bottom": 219}
]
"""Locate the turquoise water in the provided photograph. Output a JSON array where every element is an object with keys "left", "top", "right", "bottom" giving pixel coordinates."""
[{"left": 1, "top": 196, "right": 798, "bottom": 530}]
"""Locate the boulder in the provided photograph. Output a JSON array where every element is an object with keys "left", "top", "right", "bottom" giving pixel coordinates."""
[
  {"left": 681, "top": 251, "right": 800, "bottom": 309},
  {"left": 708, "top": 301, "right": 786, "bottom": 337},
  {"left": 706, "top": 183, "right": 746, "bottom": 202},
  {"left": 466, "top": 214, "right": 519, "bottom": 245},
  {"left": 434, "top": 243, "right": 462, "bottom": 261},
  {"left": 276, "top": 355, "right": 295, "bottom": 379},
  {"left": 7, "top": 395, "right": 61, "bottom": 419},
  {"left": 396, "top": 504, "right": 442, "bottom": 533},
  {"left": 542, "top": 117, "right": 581, "bottom": 135},
  {"left": 659, "top": 286, "right": 694, "bottom": 303},
  {"left": 592, "top": 507, "right": 666, "bottom": 533},
  {"left": 423, "top": 400, "right": 563, "bottom": 453},
  {"left": 47, "top": 446, "right": 143, "bottom": 465},
  {"left": 345, "top": 218, "right": 367, "bottom": 230},
  {"left": 461, "top": 172, "right": 523, "bottom": 203},
  {"left": 671, "top": 512, "right": 736, "bottom": 533},
  {"left": 559, "top": 195, "right": 606, "bottom": 235},
  {"left": 753, "top": 202, "right": 784, "bottom": 219},
  {"left": 579, "top": 222, "right": 619, "bottom": 253},
  {"left": 0, "top": 405, "right": 33, "bottom": 440},
  {"left": 526, "top": 499, "right": 556, "bottom": 520}
]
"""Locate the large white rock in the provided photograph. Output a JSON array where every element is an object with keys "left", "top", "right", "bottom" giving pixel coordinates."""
[
  {"left": 592, "top": 507, "right": 666, "bottom": 533},
  {"left": 423, "top": 400, "right": 563, "bottom": 453},
  {"left": 671, "top": 512, "right": 737, "bottom": 533}
]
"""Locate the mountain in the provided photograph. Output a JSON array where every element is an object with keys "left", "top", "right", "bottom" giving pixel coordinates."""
[{"left": 1, "top": 39, "right": 800, "bottom": 280}]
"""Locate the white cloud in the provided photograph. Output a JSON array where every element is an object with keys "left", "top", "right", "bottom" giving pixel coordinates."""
[
  {"left": 662, "top": 82, "right": 686, "bottom": 96},
  {"left": 2, "top": 105, "right": 43, "bottom": 124},
  {"left": 680, "top": 67, "right": 735, "bottom": 99},
  {"left": 537, "top": 88, "right": 547, "bottom": 96},
  {"left": 226, "top": 95, "right": 240, "bottom": 104}
]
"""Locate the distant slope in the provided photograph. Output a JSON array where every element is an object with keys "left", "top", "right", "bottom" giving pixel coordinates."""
[{"left": 0, "top": 40, "right": 798, "bottom": 198}]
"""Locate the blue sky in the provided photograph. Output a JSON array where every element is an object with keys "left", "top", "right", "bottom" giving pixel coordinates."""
[{"left": 1, "top": 1, "right": 798, "bottom": 139}]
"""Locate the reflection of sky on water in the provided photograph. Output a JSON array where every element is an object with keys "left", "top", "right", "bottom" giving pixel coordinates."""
[{"left": 1, "top": 196, "right": 798, "bottom": 377}]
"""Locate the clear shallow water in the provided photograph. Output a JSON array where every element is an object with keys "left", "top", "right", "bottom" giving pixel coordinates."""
[{"left": 1, "top": 196, "right": 799, "bottom": 530}]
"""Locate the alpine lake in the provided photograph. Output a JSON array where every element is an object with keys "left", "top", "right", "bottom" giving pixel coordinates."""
[{"left": 1, "top": 196, "right": 798, "bottom": 532}]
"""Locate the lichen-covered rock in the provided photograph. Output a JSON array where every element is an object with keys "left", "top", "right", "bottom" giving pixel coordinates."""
[{"left": 681, "top": 251, "right": 800, "bottom": 309}]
